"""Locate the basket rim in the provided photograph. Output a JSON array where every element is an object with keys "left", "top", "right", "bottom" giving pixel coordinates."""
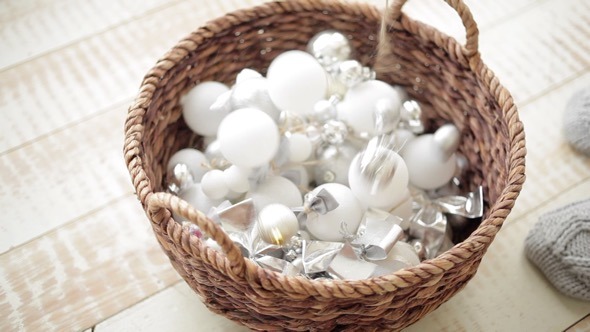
[{"left": 124, "top": 0, "right": 526, "bottom": 297}]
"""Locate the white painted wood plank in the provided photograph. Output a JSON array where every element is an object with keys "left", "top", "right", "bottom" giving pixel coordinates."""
[
  {"left": 0, "top": 106, "right": 133, "bottom": 254},
  {"left": 0, "top": 195, "right": 181, "bottom": 332},
  {"left": 0, "top": 0, "right": 182, "bottom": 69},
  {"left": 94, "top": 282, "right": 248, "bottom": 332},
  {"left": 478, "top": 0, "right": 590, "bottom": 104},
  {"left": 508, "top": 70, "right": 590, "bottom": 219},
  {"left": 0, "top": 0, "right": 266, "bottom": 154}
]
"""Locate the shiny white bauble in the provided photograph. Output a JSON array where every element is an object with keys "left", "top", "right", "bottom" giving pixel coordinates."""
[
  {"left": 348, "top": 147, "right": 409, "bottom": 210},
  {"left": 167, "top": 148, "right": 209, "bottom": 183},
  {"left": 267, "top": 50, "right": 328, "bottom": 115},
  {"left": 257, "top": 204, "right": 299, "bottom": 245},
  {"left": 181, "top": 81, "right": 230, "bottom": 136},
  {"left": 314, "top": 142, "right": 359, "bottom": 186},
  {"left": 217, "top": 108, "right": 279, "bottom": 168},
  {"left": 337, "top": 80, "right": 402, "bottom": 135},
  {"left": 305, "top": 183, "right": 363, "bottom": 242},
  {"left": 401, "top": 125, "right": 459, "bottom": 190},
  {"left": 246, "top": 176, "right": 303, "bottom": 210}
]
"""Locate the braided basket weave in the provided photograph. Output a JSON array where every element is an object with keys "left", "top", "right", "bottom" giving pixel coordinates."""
[{"left": 124, "top": 0, "right": 526, "bottom": 330}]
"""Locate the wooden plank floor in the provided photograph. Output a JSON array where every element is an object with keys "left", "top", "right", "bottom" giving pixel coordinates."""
[{"left": 1, "top": 0, "right": 589, "bottom": 331}]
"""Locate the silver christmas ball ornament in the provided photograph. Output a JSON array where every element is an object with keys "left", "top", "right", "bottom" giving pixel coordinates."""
[{"left": 307, "top": 30, "right": 352, "bottom": 67}]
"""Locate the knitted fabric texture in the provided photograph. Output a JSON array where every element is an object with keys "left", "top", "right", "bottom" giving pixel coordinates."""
[
  {"left": 525, "top": 199, "right": 590, "bottom": 301},
  {"left": 563, "top": 87, "right": 590, "bottom": 156}
]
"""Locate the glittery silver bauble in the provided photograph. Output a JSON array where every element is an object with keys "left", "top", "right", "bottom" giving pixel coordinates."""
[
  {"left": 400, "top": 100, "right": 424, "bottom": 134},
  {"left": 409, "top": 239, "right": 427, "bottom": 261},
  {"left": 321, "top": 120, "right": 349, "bottom": 145},
  {"left": 230, "top": 77, "right": 281, "bottom": 121},
  {"left": 307, "top": 30, "right": 352, "bottom": 67},
  {"left": 312, "top": 98, "right": 338, "bottom": 123},
  {"left": 314, "top": 141, "right": 359, "bottom": 185},
  {"left": 335, "top": 60, "right": 364, "bottom": 88},
  {"left": 166, "top": 163, "right": 195, "bottom": 195}
]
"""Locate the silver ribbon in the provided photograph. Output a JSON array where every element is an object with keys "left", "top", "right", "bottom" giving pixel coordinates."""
[
  {"left": 256, "top": 256, "right": 301, "bottom": 276},
  {"left": 351, "top": 209, "right": 404, "bottom": 261},
  {"left": 326, "top": 243, "right": 377, "bottom": 280},
  {"left": 433, "top": 186, "right": 484, "bottom": 218},
  {"left": 302, "top": 240, "right": 344, "bottom": 274},
  {"left": 207, "top": 198, "right": 256, "bottom": 232},
  {"left": 292, "top": 188, "right": 339, "bottom": 229}
]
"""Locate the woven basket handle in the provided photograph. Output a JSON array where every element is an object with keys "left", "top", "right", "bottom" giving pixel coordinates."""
[
  {"left": 147, "top": 192, "right": 247, "bottom": 277},
  {"left": 389, "top": 0, "right": 479, "bottom": 58}
]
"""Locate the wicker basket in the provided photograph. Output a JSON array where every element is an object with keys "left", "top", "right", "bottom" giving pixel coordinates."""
[{"left": 124, "top": 0, "right": 526, "bottom": 330}]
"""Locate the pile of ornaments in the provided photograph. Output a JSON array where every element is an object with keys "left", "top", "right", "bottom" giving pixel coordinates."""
[{"left": 167, "top": 30, "right": 484, "bottom": 280}]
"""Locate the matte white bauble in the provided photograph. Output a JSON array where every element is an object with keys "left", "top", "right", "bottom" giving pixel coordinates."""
[
  {"left": 267, "top": 50, "right": 328, "bottom": 115},
  {"left": 200, "top": 169, "right": 229, "bottom": 200},
  {"left": 217, "top": 108, "right": 280, "bottom": 168},
  {"left": 180, "top": 183, "right": 224, "bottom": 213},
  {"left": 235, "top": 68, "right": 263, "bottom": 83},
  {"left": 181, "top": 81, "right": 230, "bottom": 136},
  {"left": 348, "top": 147, "right": 409, "bottom": 210},
  {"left": 288, "top": 133, "right": 313, "bottom": 162},
  {"left": 337, "top": 80, "right": 402, "bottom": 135},
  {"left": 257, "top": 204, "right": 299, "bottom": 245},
  {"left": 246, "top": 176, "right": 303, "bottom": 210},
  {"left": 167, "top": 148, "right": 209, "bottom": 183},
  {"left": 230, "top": 77, "right": 281, "bottom": 121},
  {"left": 305, "top": 183, "right": 363, "bottom": 242},
  {"left": 223, "top": 165, "right": 250, "bottom": 193},
  {"left": 401, "top": 124, "right": 459, "bottom": 190}
]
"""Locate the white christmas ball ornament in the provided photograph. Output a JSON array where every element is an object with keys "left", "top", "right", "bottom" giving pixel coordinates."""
[
  {"left": 267, "top": 50, "right": 328, "bottom": 115},
  {"left": 288, "top": 133, "right": 313, "bottom": 162},
  {"left": 307, "top": 30, "right": 352, "bottom": 67},
  {"left": 200, "top": 170, "right": 229, "bottom": 200},
  {"left": 246, "top": 176, "right": 303, "bottom": 210},
  {"left": 305, "top": 183, "right": 363, "bottom": 242},
  {"left": 223, "top": 165, "right": 250, "bottom": 193},
  {"left": 348, "top": 146, "right": 409, "bottom": 210},
  {"left": 230, "top": 76, "right": 281, "bottom": 121},
  {"left": 337, "top": 80, "right": 402, "bottom": 135},
  {"left": 257, "top": 204, "right": 299, "bottom": 245},
  {"left": 181, "top": 81, "right": 230, "bottom": 136},
  {"left": 180, "top": 183, "right": 224, "bottom": 213},
  {"left": 167, "top": 148, "right": 209, "bottom": 182},
  {"left": 217, "top": 108, "right": 280, "bottom": 168},
  {"left": 401, "top": 124, "right": 460, "bottom": 190}
]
